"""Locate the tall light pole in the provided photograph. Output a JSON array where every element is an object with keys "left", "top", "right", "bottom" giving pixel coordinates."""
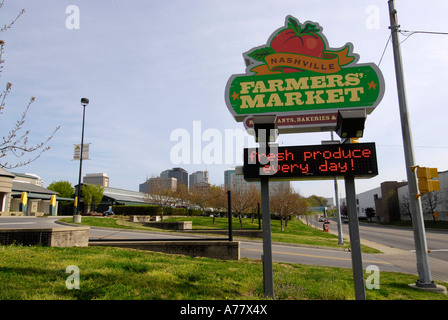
[{"left": 75, "top": 98, "right": 89, "bottom": 220}]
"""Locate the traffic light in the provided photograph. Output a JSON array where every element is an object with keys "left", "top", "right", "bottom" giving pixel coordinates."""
[
  {"left": 350, "top": 138, "right": 359, "bottom": 143},
  {"left": 412, "top": 166, "right": 440, "bottom": 199}
]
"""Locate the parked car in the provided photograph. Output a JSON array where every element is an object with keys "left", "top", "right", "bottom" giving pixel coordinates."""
[{"left": 102, "top": 209, "right": 115, "bottom": 216}]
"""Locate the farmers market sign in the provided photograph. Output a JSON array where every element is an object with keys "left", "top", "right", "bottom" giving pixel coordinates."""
[{"left": 225, "top": 16, "right": 385, "bottom": 123}]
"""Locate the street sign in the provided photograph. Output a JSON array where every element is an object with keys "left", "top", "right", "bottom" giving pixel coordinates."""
[
  {"left": 244, "top": 112, "right": 338, "bottom": 134},
  {"left": 243, "top": 143, "right": 378, "bottom": 181},
  {"left": 225, "top": 16, "right": 385, "bottom": 130},
  {"left": 225, "top": 15, "right": 384, "bottom": 299},
  {"left": 73, "top": 144, "right": 90, "bottom": 160}
]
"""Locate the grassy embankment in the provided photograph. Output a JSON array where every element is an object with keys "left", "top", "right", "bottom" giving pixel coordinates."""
[
  {"left": 1, "top": 215, "right": 445, "bottom": 300},
  {"left": 62, "top": 215, "right": 380, "bottom": 253},
  {"left": 1, "top": 244, "right": 447, "bottom": 300}
]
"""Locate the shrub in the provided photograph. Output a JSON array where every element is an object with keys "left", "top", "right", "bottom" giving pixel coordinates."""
[{"left": 112, "top": 205, "right": 160, "bottom": 216}]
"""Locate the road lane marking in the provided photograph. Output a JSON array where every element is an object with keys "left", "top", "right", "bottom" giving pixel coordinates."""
[
  {"left": 0, "top": 222, "right": 34, "bottom": 225},
  {"left": 410, "top": 249, "right": 448, "bottom": 252},
  {"left": 241, "top": 248, "right": 391, "bottom": 265},
  {"left": 89, "top": 235, "right": 127, "bottom": 240}
]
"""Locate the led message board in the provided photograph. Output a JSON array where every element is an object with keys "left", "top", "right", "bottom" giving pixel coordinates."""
[{"left": 243, "top": 143, "right": 378, "bottom": 181}]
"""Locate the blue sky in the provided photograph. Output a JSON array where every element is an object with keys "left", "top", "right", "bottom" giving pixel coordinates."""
[{"left": 0, "top": 0, "right": 447, "bottom": 200}]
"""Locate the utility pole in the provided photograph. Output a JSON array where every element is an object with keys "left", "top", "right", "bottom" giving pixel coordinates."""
[{"left": 388, "top": 0, "right": 438, "bottom": 290}]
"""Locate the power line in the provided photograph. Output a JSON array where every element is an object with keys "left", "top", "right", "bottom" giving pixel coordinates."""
[
  {"left": 399, "top": 29, "right": 448, "bottom": 44},
  {"left": 378, "top": 29, "right": 448, "bottom": 66},
  {"left": 401, "top": 29, "right": 448, "bottom": 36},
  {"left": 378, "top": 35, "right": 391, "bottom": 66}
]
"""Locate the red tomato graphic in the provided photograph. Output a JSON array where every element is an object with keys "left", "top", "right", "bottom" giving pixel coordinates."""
[{"left": 270, "top": 18, "right": 325, "bottom": 73}]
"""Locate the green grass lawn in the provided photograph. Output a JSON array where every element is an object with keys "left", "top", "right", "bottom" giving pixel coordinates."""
[
  {"left": 0, "top": 244, "right": 447, "bottom": 300},
  {"left": 165, "top": 216, "right": 374, "bottom": 251},
  {"left": 61, "top": 215, "right": 380, "bottom": 253},
  {"left": 2, "top": 216, "right": 447, "bottom": 300}
]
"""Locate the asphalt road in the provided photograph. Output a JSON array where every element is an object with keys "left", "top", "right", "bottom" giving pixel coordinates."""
[
  {"left": 0, "top": 216, "right": 64, "bottom": 229},
  {"left": 326, "top": 219, "right": 448, "bottom": 263}
]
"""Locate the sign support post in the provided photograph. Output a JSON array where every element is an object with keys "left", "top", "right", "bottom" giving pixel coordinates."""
[
  {"left": 225, "top": 14, "right": 391, "bottom": 298},
  {"left": 326, "top": 132, "right": 344, "bottom": 245},
  {"left": 251, "top": 116, "right": 276, "bottom": 298},
  {"left": 344, "top": 174, "right": 366, "bottom": 300},
  {"left": 260, "top": 175, "right": 274, "bottom": 297}
]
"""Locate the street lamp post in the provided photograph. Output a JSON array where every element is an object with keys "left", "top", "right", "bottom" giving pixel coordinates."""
[{"left": 74, "top": 98, "right": 89, "bottom": 222}]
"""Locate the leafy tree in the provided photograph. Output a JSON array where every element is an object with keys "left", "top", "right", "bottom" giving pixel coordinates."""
[
  {"left": 307, "top": 195, "right": 328, "bottom": 207},
  {"left": 365, "top": 207, "right": 376, "bottom": 221},
  {"left": 0, "top": 2, "right": 59, "bottom": 169},
  {"left": 47, "top": 180, "right": 74, "bottom": 215},
  {"left": 82, "top": 184, "right": 104, "bottom": 213},
  {"left": 47, "top": 181, "right": 74, "bottom": 198}
]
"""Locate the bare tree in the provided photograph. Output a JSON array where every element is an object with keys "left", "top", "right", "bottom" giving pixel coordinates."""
[
  {"left": 0, "top": 2, "right": 59, "bottom": 169},
  {"left": 173, "top": 183, "right": 189, "bottom": 214},
  {"left": 246, "top": 186, "right": 261, "bottom": 225},
  {"left": 230, "top": 185, "right": 258, "bottom": 229},
  {"left": 144, "top": 177, "right": 176, "bottom": 221},
  {"left": 205, "top": 185, "right": 227, "bottom": 214},
  {"left": 271, "top": 184, "right": 302, "bottom": 231},
  {"left": 399, "top": 194, "right": 412, "bottom": 221},
  {"left": 421, "top": 192, "right": 439, "bottom": 221},
  {"left": 189, "top": 185, "right": 212, "bottom": 215}
]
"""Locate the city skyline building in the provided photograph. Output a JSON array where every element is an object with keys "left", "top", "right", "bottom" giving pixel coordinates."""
[
  {"left": 224, "top": 168, "right": 290, "bottom": 194},
  {"left": 189, "top": 170, "right": 210, "bottom": 191},
  {"left": 139, "top": 176, "right": 177, "bottom": 193},
  {"left": 83, "top": 173, "right": 110, "bottom": 187},
  {"left": 161, "top": 167, "right": 188, "bottom": 188}
]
